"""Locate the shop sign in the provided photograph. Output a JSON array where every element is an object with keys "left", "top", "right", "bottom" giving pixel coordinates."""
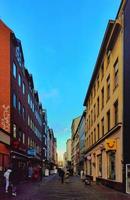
[
  {"left": 105, "top": 139, "right": 116, "bottom": 151},
  {"left": 27, "top": 148, "right": 36, "bottom": 156}
]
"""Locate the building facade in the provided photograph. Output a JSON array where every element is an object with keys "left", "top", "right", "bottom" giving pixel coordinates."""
[
  {"left": 71, "top": 116, "right": 81, "bottom": 174},
  {"left": 0, "top": 20, "right": 44, "bottom": 171},
  {"left": 83, "top": 0, "right": 130, "bottom": 193},
  {"left": 48, "top": 129, "right": 57, "bottom": 169},
  {"left": 123, "top": 0, "right": 130, "bottom": 194},
  {"left": 77, "top": 110, "right": 86, "bottom": 171},
  {"left": 0, "top": 20, "right": 57, "bottom": 178},
  {"left": 63, "top": 152, "right": 67, "bottom": 168},
  {"left": 66, "top": 139, "right": 72, "bottom": 163}
]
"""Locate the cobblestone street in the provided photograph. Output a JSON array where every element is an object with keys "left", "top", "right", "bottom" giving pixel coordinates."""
[{"left": 0, "top": 175, "right": 130, "bottom": 200}]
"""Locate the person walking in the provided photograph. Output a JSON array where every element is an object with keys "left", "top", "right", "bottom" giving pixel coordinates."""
[
  {"left": 60, "top": 169, "right": 65, "bottom": 184},
  {"left": 4, "top": 167, "right": 12, "bottom": 193},
  {"left": 80, "top": 169, "right": 84, "bottom": 180},
  {"left": 9, "top": 167, "right": 19, "bottom": 197},
  {"left": 39, "top": 166, "right": 43, "bottom": 181},
  {"left": 28, "top": 165, "right": 33, "bottom": 180}
]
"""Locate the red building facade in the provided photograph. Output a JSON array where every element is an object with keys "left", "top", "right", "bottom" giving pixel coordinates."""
[{"left": 0, "top": 20, "right": 43, "bottom": 172}]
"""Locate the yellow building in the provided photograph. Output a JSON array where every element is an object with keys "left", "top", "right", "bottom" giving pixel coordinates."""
[{"left": 83, "top": 1, "right": 126, "bottom": 192}]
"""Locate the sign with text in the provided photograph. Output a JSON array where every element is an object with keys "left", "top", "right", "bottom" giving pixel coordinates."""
[{"left": 27, "top": 148, "right": 36, "bottom": 156}]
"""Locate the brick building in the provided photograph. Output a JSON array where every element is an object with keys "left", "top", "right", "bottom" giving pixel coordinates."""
[{"left": 0, "top": 20, "right": 45, "bottom": 173}]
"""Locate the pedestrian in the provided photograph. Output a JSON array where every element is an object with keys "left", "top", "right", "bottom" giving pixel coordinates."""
[
  {"left": 58, "top": 168, "right": 62, "bottom": 180},
  {"left": 9, "top": 167, "right": 19, "bottom": 197},
  {"left": 4, "top": 167, "right": 12, "bottom": 193},
  {"left": 39, "top": 166, "right": 43, "bottom": 181},
  {"left": 80, "top": 169, "right": 84, "bottom": 180},
  {"left": 60, "top": 169, "right": 65, "bottom": 184},
  {"left": 28, "top": 165, "right": 33, "bottom": 180}
]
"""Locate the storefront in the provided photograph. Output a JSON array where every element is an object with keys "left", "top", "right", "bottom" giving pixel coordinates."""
[
  {"left": 27, "top": 147, "right": 42, "bottom": 167},
  {"left": 0, "top": 129, "right": 10, "bottom": 171},
  {"left": 0, "top": 143, "right": 10, "bottom": 171},
  {"left": 10, "top": 139, "right": 28, "bottom": 180},
  {"left": 0, "top": 129, "right": 10, "bottom": 186},
  {"left": 84, "top": 135, "right": 123, "bottom": 191}
]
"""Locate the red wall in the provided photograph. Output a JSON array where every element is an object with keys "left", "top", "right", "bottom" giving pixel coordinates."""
[{"left": 0, "top": 20, "right": 11, "bottom": 133}]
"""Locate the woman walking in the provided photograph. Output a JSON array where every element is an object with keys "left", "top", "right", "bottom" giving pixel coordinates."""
[{"left": 4, "top": 167, "right": 12, "bottom": 193}]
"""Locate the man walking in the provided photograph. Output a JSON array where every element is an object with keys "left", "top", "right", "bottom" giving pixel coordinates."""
[{"left": 9, "top": 167, "right": 19, "bottom": 197}]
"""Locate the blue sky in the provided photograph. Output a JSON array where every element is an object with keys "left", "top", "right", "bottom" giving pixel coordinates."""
[{"left": 0, "top": 0, "right": 121, "bottom": 160}]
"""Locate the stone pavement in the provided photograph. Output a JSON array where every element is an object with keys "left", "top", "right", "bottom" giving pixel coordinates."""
[{"left": 0, "top": 175, "right": 130, "bottom": 200}]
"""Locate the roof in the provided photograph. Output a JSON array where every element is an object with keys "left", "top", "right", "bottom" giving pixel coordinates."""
[
  {"left": 83, "top": 20, "right": 114, "bottom": 106},
  {"left": 83, "top": 0, "right": 126, "bottom": 106},
  {"left": 0, "top": 19, "right": 13, "bottom": 33}
]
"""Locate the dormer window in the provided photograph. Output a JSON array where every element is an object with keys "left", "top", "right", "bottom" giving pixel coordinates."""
[{"left": 16, "top": 46, "right": 22, "bottom": 67}]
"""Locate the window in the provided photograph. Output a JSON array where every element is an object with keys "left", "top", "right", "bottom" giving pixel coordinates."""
[
  {"left": 101, "top": 87, "right": 104, "bottom": 109},
  {"left": 97, "top": 75, "right": 99, "bottom": 90},
  {"left": 91, "top": 92, "right": 93, "bottom": 105},
  {"left": 13, "top": 93, "right": 17, "bottom": 108},
  {"left": 23, "top": 106, "right": 25, "bottom": 120},
  {"left": 101, "top": 62, "right": 104, "bottom": 80},
  {"left": 32, "top": 103, "right": 34, "bottom": 112},
  {"left": 107, "top": 50, "right": 111, "bottom": 65},
  {"left": 13, "top": 63, "right": 17, "bottom": 78},
  {"left": 18, "top": 130, "right": 22, "bottom": 142},
  {"left": 91, "top": 132, "right": 93, "bottom": 145},
  {"left": 107, "top": 110, "right": 110, "bottom": 131},
  {"left": 108, "top": 151, "right": 116, "bottom": 180},
  {"left": 89, "top": 115, "right": 90, "bottom": 130},
  {"left": 94, "top": 83, "right": 96, "bottom": 97},
  {"left": 16, "top": 46, "right": 22, "bottom": 67},
  {"left": 101, "top": 118, "right": 104, "bottom": 136},
  {"left": 43, "top": 136, "right": 46, "bottom": 146},
  {"left": 18, "top": 101, "right": 21, "bottom": 114},
  {"left": 91, "top": 110, "right": 93, "bottom": 126},
  {"left": 13, "top": 124, "right": 16, "bottom": 138},
  {"left": 94, "top": 128, "right": 96, "bottom": 143},
  {"left": 94, "top": 104, "right": 96, "bottom": 121},
  {"left": 97, "top": 97, "right": 99, "bottom": 117},
  {"left": 87, "top": 119, "right": 88, "bottom": 131},
  {"left": 114, "top": 58, "right": 119, "bottom": 88},
  {"left": 97, "top": 124, "right": 100, "bottom": 140},
  {"left": 89, "top": 135, "right": 90, "bottom": 147},
  {"left": 23, "top": 133, "right": 25, "bottom": 144},
  {"left": 28, "top": 116, "right": 30, "bottom": 126},
  {"left": 107, "top": 75, "right": 110, "bottom": 100},
  {"left": 114, "top": 100, "right": 118, "bottom": 125},
  {"left": 22, "top": 82, "right": 25, "bottom": 94},
  {"left": 18, "top": 74, "right": 22, "bottom": 87},
  {"left": 97, "top": 154, "right": 102, "bottom": 177},
  {"left": 87, "top": 138, "right": 88, "bottom": 148},
  {"left": 28, "top": 94, "right": 30, "bottom": 105}
]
